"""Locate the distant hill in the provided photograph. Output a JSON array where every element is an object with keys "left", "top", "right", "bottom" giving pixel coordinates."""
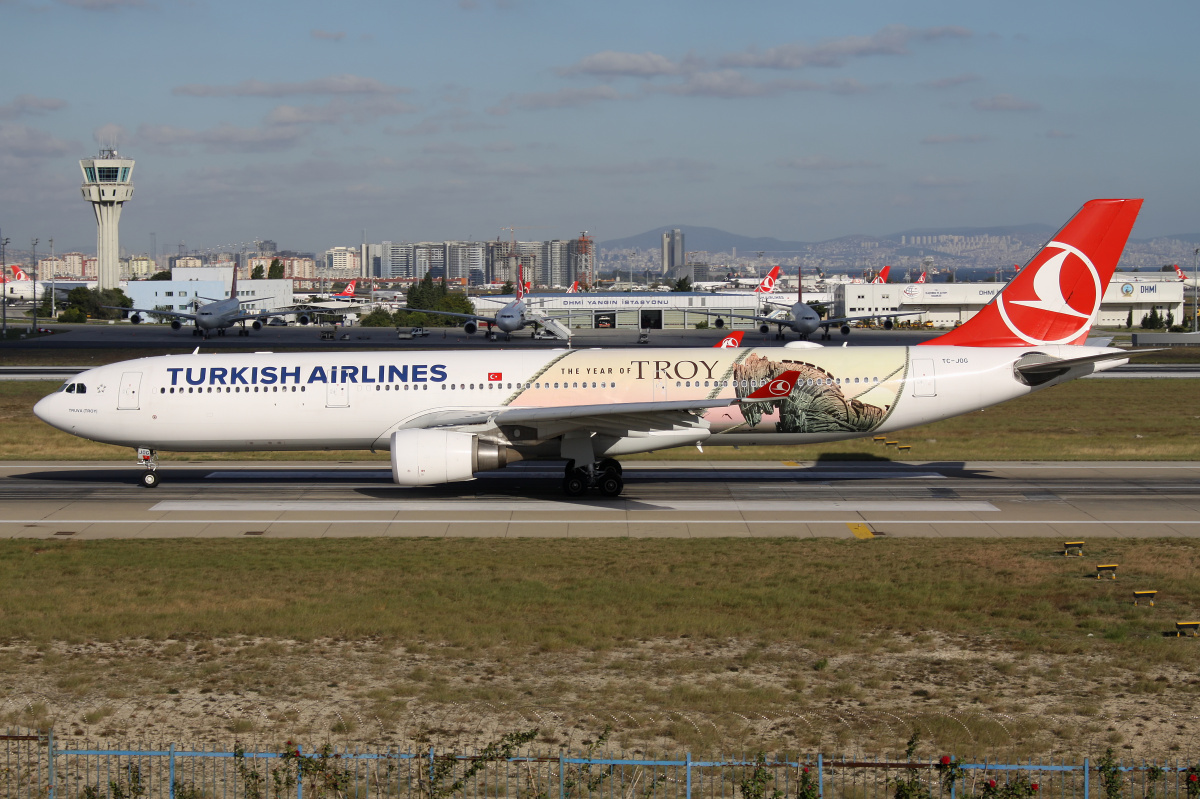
[{"left": 601, "top": 223, "right": 1195, "bottom": 252}]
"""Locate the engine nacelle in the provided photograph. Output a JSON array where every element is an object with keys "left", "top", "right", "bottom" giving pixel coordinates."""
[
  {"left": 713, "top": 317, "right": 725, "bottom": 329},
  {"left": 840, "top": 324, "right": 851, "bottom": 336},
  {"left": 390, "top": 429, "right": 511, "bottom": 486},
  {"left": 252, "top": 320, "right": 263, "bottom": 331},
  {"left": 463, "top": 321, "right": 477, "bottom": 335},
  {"left": 759, "top": 324, "right": 771, "bottom": 335},
  {"left": 298, "top": 314, "right": 311, "bottom": 326},
  {"left": 882, "top": 318, "right": 894, "bottom": 331},
  {"left": 170, "top": 320, "right": 182, "bottom": 331},
  {"left": 129, "top": 313, "right": 142, "bottom": 324}
]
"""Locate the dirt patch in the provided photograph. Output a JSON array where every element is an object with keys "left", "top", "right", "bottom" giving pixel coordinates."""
[{"left": 3, "top": 635, "right": 1197, "bottom": 760}]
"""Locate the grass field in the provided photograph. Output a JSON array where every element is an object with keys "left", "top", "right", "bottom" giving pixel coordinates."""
[
  {"left": 2, "top": 538, "right": 1199, "bottom": 758},
  {"left": 4, "top": 377, "right": 1198, "bottom": 462}
]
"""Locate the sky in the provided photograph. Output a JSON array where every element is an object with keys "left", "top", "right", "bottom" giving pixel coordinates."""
[{"left": 2, "top": 0, "right": 1198, "bottom": 257}]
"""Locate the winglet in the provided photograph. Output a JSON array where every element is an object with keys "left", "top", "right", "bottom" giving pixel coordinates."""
[
  {"left": 923, "top": 199, "right": 1143, "bottom": 347},
  {"left": 744, "top": 370, "right": 801, "bottom": 400}
]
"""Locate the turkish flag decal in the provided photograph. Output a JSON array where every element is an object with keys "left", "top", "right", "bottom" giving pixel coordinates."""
[{"left": 488, "top": 372, "right": 502, "bottom": 381}]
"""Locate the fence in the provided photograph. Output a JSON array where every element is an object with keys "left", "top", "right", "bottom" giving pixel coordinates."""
[{"left": 2, "top": 730, "right": 1197, "bottom": 799}]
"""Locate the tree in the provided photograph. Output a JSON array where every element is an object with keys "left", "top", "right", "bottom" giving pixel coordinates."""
[
  {"left": 251, "top": 265, "right": 265, "bottom": 280},
  {"left": 62, "top": 287, "right": 131, "bottom": 320},
  {"left": 672, "top": 276, "right": 692, "bottom": 292},
  {"left": 358, "top": 307, "right": 395, "bottom": 327},
  {"left": 267, "top": 258, "right": 284, "bottom": 280},
  {"left": 1126, "top": 308, "right": 1133, "bottom": 328},
  {"left": 148, "top": 270, "right": 172, "bottom": 281},
  {"left": 499, "top": 281, "right": 514, "bottom": 295}
]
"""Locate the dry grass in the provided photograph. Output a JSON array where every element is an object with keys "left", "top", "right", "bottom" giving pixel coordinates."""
[{"left": 2, "top": 538, "right": 1199, "bottom": 758}]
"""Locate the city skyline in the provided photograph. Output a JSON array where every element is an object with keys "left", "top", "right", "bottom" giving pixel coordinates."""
[{"left": 1, "top": 0, "right": 1197, "bottom": 255}]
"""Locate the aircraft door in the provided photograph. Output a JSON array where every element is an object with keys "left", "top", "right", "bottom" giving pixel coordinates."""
[
  {"left": 326, "top": 383, "right": 349, "bottom": 408},
  {"left": 653, "top": 380, "right": 668, "bottom": 401},
  {"left": 118, "top": 372, "right": 142, "bottom": 410},
  {"left": 910, "top": 359, "right": 937, "bottom": 397}
]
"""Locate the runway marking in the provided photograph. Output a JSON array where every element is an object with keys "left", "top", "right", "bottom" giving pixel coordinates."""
[
  {"left": 201, "top": 470, "right": 947, "bottom": 482},
  {"left": 4, "top": 518, "right": 1200, "bottom": 527},
  {"left": 150, "top": 500, "right": 996, "bottom": 512}
]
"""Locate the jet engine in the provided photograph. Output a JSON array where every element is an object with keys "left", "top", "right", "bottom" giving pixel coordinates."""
[
  {"left": 759, "top": 324, "right": 771, "bottom": 335},
  {"left": 297, "top": 314, "right": 311, "bottom": 326},
  {"left": 840, "top": 325, "right": 851, "bottom": 336},
  {"left": 713, "top": 317, "right": 725, "bottom": 328},
  {"left": 463, "top": 321, "right": 477, "bottom": 335},
  {"left": 390, "top": 429, "right": 512, "bottom": 486},
  {"left": 170, "top": 320, "right": 182, "bottom": 331},
  {"left": 882, "top": 318, "right": 894, "bottom": 331},
  {"left": 129, "top": 313, "right": 142, "bottom": 324},
  {"left": 252, "top": 320, "right": 263, "bottom": 331}
]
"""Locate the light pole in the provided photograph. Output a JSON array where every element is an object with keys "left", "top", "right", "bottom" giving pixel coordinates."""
[
  {"left": 0, "top": 233, "right": 8, "bottom": 336},
  {"left": 30, "top": 238, "right": 38, "bottom": 332},
  {"left": 1193, "top": 247, "right": 1199, "bottom": 333},
  {"left": 49, "top": 237, "right": 55, "bottom": 319}
]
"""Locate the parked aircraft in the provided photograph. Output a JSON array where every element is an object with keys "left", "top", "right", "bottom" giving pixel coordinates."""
[
  {"left": 703, "top": 262, "right": 917, "bottom": 340},
  {"left": 915, "top": 271, "right": 927, "bottom": 284},
  {"left": 113, "top": 270, "right": 292, "bottom": 338},
  {"left": 870, "top": 266, "right": 892, "bottom": 284},
  {"left": 434, "top": 269, "right": 574, "bottom": 341},
  {"left": 35, "top": 199, "right": 1143, "bottom": 497},
  {"left": 1173, "top": 265, "right": 1200, "bottom": 288},
  {"left": 714, "top": 330, "right": 745, "bottom": 348}
]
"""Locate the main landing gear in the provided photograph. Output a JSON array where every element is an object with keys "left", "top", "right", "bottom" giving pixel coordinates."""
[
  {"left": 562, "top": 458, "right": 623, "bottom": 498},
  {"left": 137, "top": 447, "right": 160, "bottom": 488}
]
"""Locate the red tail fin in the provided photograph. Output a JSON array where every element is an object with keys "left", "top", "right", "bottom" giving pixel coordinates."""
[
  {"left": 715, "top": 330, "right": 744, "bottom": 348},
  {"left": 230, "top": 268, "right": 238, "bottom": 299},
  {"left": 1174, "top": 265, "right": 1186, "bottom": 282},
  {"left": 515, "top": 266, "right": 526, "bottom": 300},
  {"left": 336, "top": 280, "right": 356, "bottom": 297},
  {"left": 924, "top": 199, "right": 1142, "bottom": 347},
  {"left": 12, "top": 266, "right": 30, "bottom": 281},
  {"left": 916, "top": 271, "right": 927, "bottom": 284},
  {"left": 871, "top": 265, "right": 891, "bottom": 284},
  {"left": 755, "top": 265, "right": 780, "bottom": 294}
]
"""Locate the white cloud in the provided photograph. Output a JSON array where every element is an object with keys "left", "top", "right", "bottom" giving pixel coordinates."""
[
  {"left": 487, "top": 86, "right": 621, "bottom": 115},
  {"left": 559, "top": 51, "right": 692, "bottom": 79},
  {"left": 653, "top": 71, "right": 821, "bottom": 98},
  {"left": 972, "top": 93, "right": 1041, "bottom": 112},
  {"left": 264, "top": 98, "right": 417, "bottom": 125},
  {"left": 0, "top": 94, "right": 67, "bottom": 119},
  {"left": 174, "top": 75, "right": 410, "bottom": 98},
  {"left": 719, "top": 25, "right": 971, "bottom": 70},
  {"left": 923, "top": 73, "right": 981, "bottom": 89},
  {"left": 0, "top": 124, "right": 77, "bottom": 158},
  {"left": 921, "top": 134, "right": 988, "bottom": 144},
  {"left": 779, "top": 157, "right": 881, "bottom": 170},
  {"left": 136, "top": 122, "right": 305, "bottom": 154}
]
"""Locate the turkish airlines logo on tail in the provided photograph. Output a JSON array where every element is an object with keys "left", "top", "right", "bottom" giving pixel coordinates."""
[
  {"left": 997, "top": 241, "right": 1101, "bottom": 345},
  {"left": 715, "top": 331, "right": 744, "bottom": 348},
  {"left": 755, "top": 266, "right": 780, "bottom": 294},
  {"left": 12, "top": 266, "right": 30, "bottom": 281},
  {"left": 1175, "top": 265, "right": 1186, "bottom": 281},
  {"left": 915, "top": 271, "right": 927, "bottom": 284}
]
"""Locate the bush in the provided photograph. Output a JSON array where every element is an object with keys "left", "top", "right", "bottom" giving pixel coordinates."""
[{"left": 58, "top": 308, "right": 87, "bottom": 324}]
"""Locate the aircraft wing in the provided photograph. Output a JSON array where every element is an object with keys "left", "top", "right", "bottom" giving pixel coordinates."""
[
  {"left": 103, "top": 305, "right": 198, "bottom": 322},
  {"left": 685, "top": 309, "right": 788, "bottom": 325},
  {"left": 226, "top": 309, "right": 300, "bottom": 324},
  {"left": 396, "top": 397, "right": 739, "bottom": 435},
  {"left": 410, "top": 309, "right": 500, "bottom": 325}
]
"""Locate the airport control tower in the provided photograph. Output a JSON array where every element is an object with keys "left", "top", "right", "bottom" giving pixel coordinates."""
[{"left": 80, "top": 148, "right": 135, "bottom": 290}]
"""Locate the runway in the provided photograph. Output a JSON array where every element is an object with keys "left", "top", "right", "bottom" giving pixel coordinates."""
[{"left": 3, "top": 460, "right": 1199, "bottom": 539}]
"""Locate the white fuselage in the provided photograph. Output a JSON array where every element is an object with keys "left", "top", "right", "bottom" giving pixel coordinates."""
[
  {"left": 192, "top": 296, "right": 245, "bottom": 332},
  {"left": 33, "top": 344, "right": 1119, "bottom": 456},
  {"left": 494, "top": 299, "right": 528, "bottom": 333}
]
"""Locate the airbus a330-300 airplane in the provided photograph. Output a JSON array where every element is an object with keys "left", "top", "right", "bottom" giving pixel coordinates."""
[
  {"left": 36, "top": 199, "right": 1144, "bottom": 496},
  {"left": 115, "top": 270, "right": 292, "bottom": 338}
]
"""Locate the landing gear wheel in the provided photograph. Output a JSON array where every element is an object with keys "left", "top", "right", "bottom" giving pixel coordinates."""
[
  {"left": 562, "top": 474, "right": 587, "bottom": 497},
  {"left": 598, "top": 458, "right": 622, "bottom": 475},
  {"left": 598, "top": 474, "right": 623, "bottom": 497},
  {"left": 140, "top": 471, "right": 160, "bottom": 488}
]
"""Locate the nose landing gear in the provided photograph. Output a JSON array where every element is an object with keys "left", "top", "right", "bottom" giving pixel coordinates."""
[
  {"left": 562, "top": 458, "right": 624, "bottom": 497},
  {"left": 137, "top": 448, "right": 160, "bottom": 488}
]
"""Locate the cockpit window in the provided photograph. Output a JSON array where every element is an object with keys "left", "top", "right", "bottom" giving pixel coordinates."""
[
  {"left": 62, "top": 383, "right": 74, "bottom": 393},
  {"left": 75, "top": 384, "right": 86, "bottom": 394}
]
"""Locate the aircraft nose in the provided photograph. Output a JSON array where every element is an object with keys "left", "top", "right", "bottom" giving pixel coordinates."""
[{"left": 33, "top": 393, "right": 67, "bottom": 431}]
